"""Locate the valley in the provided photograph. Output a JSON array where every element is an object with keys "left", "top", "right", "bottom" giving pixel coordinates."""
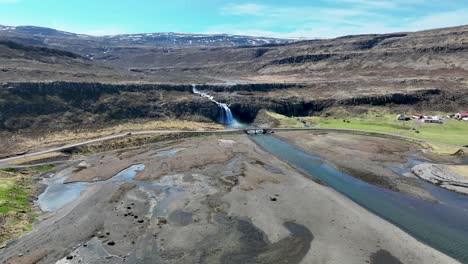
[
  {"left": 1, "top": 133, "right": 467, "bottom": 264},
  {"left": 0, "top": 22, "right": 468, "bottom": 264}
]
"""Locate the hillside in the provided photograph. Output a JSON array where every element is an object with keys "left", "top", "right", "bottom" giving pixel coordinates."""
[
  {"left": 105, "top": 25, "right": 468, "bottom": 87},
  {"left": 0, "top": 40, "right": 216, "bottom": 83},
  {"left": 0, "top": 40, "right": 124, "bottom": 82},
  {"left": 0, "top": 25, "right": 294, "bottom": 53},
  {"left": 0, "top": 25, "right": 467, "bottom": 148},
  {"left": 2, "top": 24, "right": 467, "bottom": 89}
]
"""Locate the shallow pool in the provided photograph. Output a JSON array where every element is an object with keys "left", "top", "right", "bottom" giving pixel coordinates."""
[{"left": 37, "top": 176, "right": 87, "bottom": 212}]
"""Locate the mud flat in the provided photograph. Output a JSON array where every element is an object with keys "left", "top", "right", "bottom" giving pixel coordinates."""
[
  {"left": 412, "top": 164, "right": 468, "bottom": 195},
  {"left": 0, "top": 135, "right": 460, "bottom": 264}
]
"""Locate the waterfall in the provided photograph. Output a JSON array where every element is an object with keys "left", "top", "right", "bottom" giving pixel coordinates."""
[
  {"left": 192, "top": 85, "right": 237, "bottom": 126},
  {"left": 219, "top": 103, "right": 234, "bottom": 125}
]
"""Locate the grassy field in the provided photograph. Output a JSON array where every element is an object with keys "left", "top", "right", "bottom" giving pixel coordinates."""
[
  {"left": 2, "top": 120, "right": 224, "bottom": 158},
  {"left": 25, "top": 120, "right": 224, "bottom": 145},
  {"left": 0, "top": 165, "right": 54, "bottom": 245},
  {"left": 8, "top": 152, "right": 66, "bottom": 166},
  {"left": 265, "top": 112, "right": 304, "bottom": 128},
  {"left": 264, "top": 111, "right": 468, "bottom": 146},
  {"left": 0, "top": 178, "right": 32, "bottom": 215},
  {"left": 0, "top": 176, "right": 34, "bottom": 245},
  {"left": 20, "top": 120, "right": 224, "bottom": 147},
  {"left": 307, "top": 116, "right": 468, "bottom": 146}
]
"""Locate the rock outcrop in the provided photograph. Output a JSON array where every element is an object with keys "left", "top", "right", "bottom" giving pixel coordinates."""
[{"left": 1, "top": 82, "right": 466, "bottom": 132}]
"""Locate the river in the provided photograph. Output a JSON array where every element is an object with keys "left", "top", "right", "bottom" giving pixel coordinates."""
[{"left": 250, "top": 134, "right": 468, "bottom": 263}]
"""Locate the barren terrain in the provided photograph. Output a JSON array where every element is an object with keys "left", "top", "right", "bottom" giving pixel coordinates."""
[
  {"left": 1, "top": 25, "right": 467, "bottom": 148},
  {"left": 1, "top": 24, "right": 468, "bottom": 264},
  {"left": 0, "top": 134, "right": 461, "bottom": 264}
]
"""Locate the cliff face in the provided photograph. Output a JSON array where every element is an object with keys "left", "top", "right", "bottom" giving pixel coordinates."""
[
  {"left": 1, "top": 82, "right": 466, "bottom": 132},
  {"left": 0, "top": 82, "right": 202, "bottom": 131}
]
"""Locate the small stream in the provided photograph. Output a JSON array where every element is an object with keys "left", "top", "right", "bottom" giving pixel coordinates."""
[
  {"left": 250, "top": 135, "right": 468, "bottom": 263},
  {"left": 109, "top": 164, "right": 187, "bottom": 219},
  {"left": 37, "top": 148, "right": 186, "bottom": 215}
]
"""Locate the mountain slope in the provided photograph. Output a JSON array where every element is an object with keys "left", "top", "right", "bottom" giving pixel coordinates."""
[
  {"left": 0, "top": 25, "right": 467, "bottom": 148},
  {"left": 0, "top": 25, "right": 295, "bottom": 52},
  {"left": 0, "top": 40, "right": 126, "bottom": 82},
  {"left": 1, "top": 24, "right": 468, "bottom": 91},
  {"left": 114, "top": 25, "right": 468, "bottom": 75},
  {"left": 0, "top": 40, "right": 216, "bottom": 83}
]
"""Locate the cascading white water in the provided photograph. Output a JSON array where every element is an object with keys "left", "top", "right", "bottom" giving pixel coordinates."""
[
  {"left": 192, "top": 85, "right": 237, "bottom": 126},
  {"left": 218, "top": 103, "right": 234, "bottom": 125}
]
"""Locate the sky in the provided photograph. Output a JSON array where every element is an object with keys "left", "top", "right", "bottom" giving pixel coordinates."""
[{"left": 1, "top": 0, "right": 468, "bottom": 38}]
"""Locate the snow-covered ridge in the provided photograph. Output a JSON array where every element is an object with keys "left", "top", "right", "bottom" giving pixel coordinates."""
[
  {"left": 0, "top": 25, "right": 295, "bottom": 46},
  {"left": 102, "top": 32, "right": 294, "bottom": 45},
  {"left": 0, "top": 24, "right": 297, "bottom": 47},
  {"left": 0, "top": 25, "right": 16, "bottom": 31}
]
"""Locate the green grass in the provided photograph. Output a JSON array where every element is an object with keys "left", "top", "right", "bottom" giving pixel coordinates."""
[
  {"left": 26, "top": 164, "right": 55, "bottom": 173},
  {"left": 265, "top": 111, "right": 304, "bottom": 128},
  {"left": 0, "top": 168, "right": 17, "bottom": 173},
  {"left": 0, "top": 176, "right": 35, "bottom": 245},
  {"left": 0, "top": 164, "right": 40, "bottom": 244},
  {"left": 265, "top": 111, "right": 468, "bottom": 146},
  {"left": 304, "top": 115, "right": 468, "bottom": 146},
  {"left": 1, "top": 164, "right": 54, "bottom": 175},
  {"left": 0, "top": 178, "right": 32, "bottom": 214}
]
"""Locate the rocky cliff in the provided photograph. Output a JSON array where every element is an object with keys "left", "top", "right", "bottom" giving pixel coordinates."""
[{"left": 2, "top": 82, "right": 466, "bottom": 132}]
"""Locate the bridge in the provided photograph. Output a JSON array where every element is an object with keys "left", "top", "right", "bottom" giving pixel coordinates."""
[{"left": 243, "top": 128, "right": 275, "bottom": 134}]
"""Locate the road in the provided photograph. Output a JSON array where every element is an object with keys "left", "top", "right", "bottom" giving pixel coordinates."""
[
  {"left": 0, "top": 127, "right": 465, "bottom": 166},
  {"left": 0, "top": 129, "right": 241, "bottom": 165}
]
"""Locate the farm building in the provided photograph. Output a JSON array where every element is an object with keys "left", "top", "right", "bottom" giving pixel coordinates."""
[
  {"left": 422, "top": 118, "right": 443, "bottom": 124},
  {"left": 412, "top": 114, "right": 425, "bottom": 119},
  {"left": 455, "top": 112, "right": 468, "bottom": 120}
]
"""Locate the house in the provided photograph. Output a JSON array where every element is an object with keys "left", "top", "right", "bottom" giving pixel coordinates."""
[
  {"left": 455, "top": 112, "right": 468, "bottom": 120},
  {"left": 412, "top": 114, "right": 425, "bottom": 119},
  {"left": 422, "top": 118, "right": 443, "bottom": 124}
]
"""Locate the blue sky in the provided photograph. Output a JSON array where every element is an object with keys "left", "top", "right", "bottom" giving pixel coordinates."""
[{"left": 1, "top": 0, "right": 468, "bottom": 38}]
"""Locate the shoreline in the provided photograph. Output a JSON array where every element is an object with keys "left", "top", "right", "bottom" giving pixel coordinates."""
[{"left": 412, "top": 164, "right": 468, "bottom": 195}]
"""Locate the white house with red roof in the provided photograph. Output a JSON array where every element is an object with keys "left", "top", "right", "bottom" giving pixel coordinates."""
[{"left": 455, "top": 112, "right": 468, "bottom": 120}]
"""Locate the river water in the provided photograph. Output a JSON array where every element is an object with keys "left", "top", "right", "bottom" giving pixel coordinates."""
[
  {"left": 250, "top": 135, "right": 468, "bottom": 263},
  {"left": 37, "top": 149, "right": 188, "bottom": 218},
  {"left": 37, "top": 175, "right": 87, "bottom": 212}
]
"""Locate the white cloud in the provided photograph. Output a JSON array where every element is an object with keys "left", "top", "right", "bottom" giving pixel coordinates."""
[
  {"left": 334, "top": 0, "right": 397, "bottom": 9},
  {"left": 214, "top": 2, "right": 468, "bottom": 39},
  {"left": 221, "top": 3, "right": 265, "bottom": 16},
  {"left": 334, "top": 0, "right": 425, "bottom": 10},
  {"left": 205, "top": 23, "right": 401, "bottom": 39},
  {"left": 405, "top": 8, "right": 468, "bottom": 31},
  {"left": 220, "top": 3, "right": 370, "bottom": 25}
]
